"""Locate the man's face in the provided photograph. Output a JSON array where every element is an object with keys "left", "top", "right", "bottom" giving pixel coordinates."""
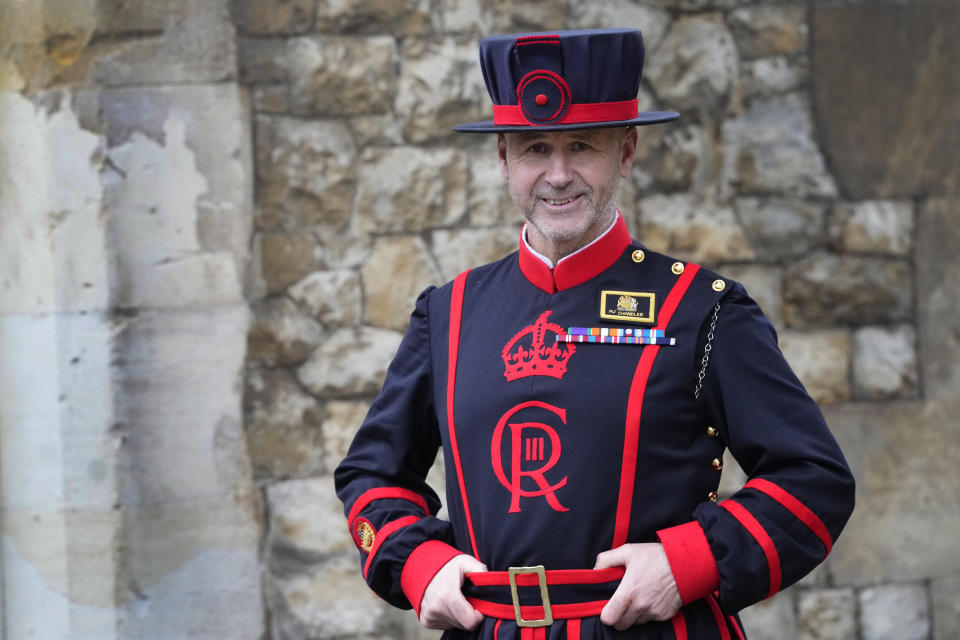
[{"left": 497, "top": 127, "right": 638, "bottom": 257}]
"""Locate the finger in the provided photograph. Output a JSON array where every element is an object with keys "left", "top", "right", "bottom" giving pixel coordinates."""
[
  {"left": 600, "top": 584, "right": 630, "bottom": 628},
  {"left": 594, "top": 546, "right": 626, "bottom": 570},
  {"left": 449, "top": 594, "right": 483, "bottom": 630}
]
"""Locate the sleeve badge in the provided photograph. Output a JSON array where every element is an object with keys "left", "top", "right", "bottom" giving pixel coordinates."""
[{"left": 353, "top": 518, "right": 376, "bottom": 553}]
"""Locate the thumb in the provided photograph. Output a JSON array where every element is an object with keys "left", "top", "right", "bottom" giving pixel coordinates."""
[
  {"left": 459, "top": 555, "right": 488, "bottom": 576},
  {"left": 594, "top": 546, "right": 627, "bottom": 570}
]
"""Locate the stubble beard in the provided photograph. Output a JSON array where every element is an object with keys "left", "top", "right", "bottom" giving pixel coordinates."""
[{"left": 519, "top": 172, "right": 622, "bottom": 251}]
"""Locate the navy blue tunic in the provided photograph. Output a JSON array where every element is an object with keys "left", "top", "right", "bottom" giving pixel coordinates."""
[{"left": 335, "top": 216, "right": 855, "bottom": 639}]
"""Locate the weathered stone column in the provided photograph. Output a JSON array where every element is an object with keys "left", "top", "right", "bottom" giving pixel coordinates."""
[{"left": 0, "top": 2, "right": 262, "bottom": 638}]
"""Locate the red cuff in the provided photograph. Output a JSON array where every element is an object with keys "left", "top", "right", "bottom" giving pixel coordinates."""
[
  {"left": 400, "top": 540, "right": 464, "bottom": 615},
  {"left": 657, "top": 521, "right": 720, "bottom": 604}
]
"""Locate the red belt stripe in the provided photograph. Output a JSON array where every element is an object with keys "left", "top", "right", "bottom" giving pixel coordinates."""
[{"left": 466, "top": 567, "right": 625, "bottom": 587}]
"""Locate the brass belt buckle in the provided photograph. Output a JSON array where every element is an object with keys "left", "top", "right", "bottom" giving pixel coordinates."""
[{"left": 508, "top": 565, "right": 553, "bottom": 628}]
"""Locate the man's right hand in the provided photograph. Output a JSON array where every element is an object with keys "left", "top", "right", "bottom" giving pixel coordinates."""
[{"left": 418, "top": 553, "right": 487, "bottom": 630}]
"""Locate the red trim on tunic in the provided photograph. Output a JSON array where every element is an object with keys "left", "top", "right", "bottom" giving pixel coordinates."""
[
  {"left": 363, "top": 515, "right": 420, "bottom": 578},
  {"left": 746, "top": 477, "right": 834, "bottom": 555},
  {"left": 612, "top": 263, "right": 701, "bottom": 548},
  {"left": 721, "top": 500, "right": 782, "bottom": 598},
  {"left": 493, "top": 619, "right": 502, "bottom": 640},
  {"left": 447, "top": 270, "right": 481, "bottom": 559},
  {"left": 400, "top": 540, "right": 465, "bottom": 616},
  {"left": 567, "top": 618, "right": 581, "bottom": 640},
  {"left": 492, "top": 100, "right": 639, "bottom": 126},
  {"left": 656, "top": 521, "right": 720, "bottom": 604},
  {"left": 347, "top": 486, "right": 430, "bottom": 529},
  {"left": 729, "top": 615, "right": 747, "bottom": 640},
  {"left": 671, "top": 610, "right": 688, "bottom": 640},
  {"left": 706, "top": 595, "right": 732, "bottom": 640},
  {"left": 517, "top": 214, "right": 632, "bottom": 294}
]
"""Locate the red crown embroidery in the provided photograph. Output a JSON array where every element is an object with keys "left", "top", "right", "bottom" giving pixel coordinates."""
[{"left": 501, "top": 311, "right": 575, "bottom": 381}]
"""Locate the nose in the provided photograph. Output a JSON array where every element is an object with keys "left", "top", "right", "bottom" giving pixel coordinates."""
[{"left": 544, "top": 150, "right": 574, "bottom": 189}]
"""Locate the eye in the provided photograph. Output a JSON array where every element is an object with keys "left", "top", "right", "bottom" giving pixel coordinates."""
[
  {"left": 527, "top": 143, "right": 549, "bottom": 154},
  {"left": 571, "top": 141, "right": 591, "bottom": 152}
]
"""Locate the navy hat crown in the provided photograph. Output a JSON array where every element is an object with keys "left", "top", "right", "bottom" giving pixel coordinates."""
[{"left": 454, "top": 28, "right": 678, "bottom": 132}]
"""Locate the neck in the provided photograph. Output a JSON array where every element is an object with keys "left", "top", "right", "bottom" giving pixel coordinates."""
[{"left": 526, "top": 210, "right": 618, "bottom": 265}]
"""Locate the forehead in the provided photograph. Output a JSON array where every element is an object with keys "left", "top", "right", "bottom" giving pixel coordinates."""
[{"left": 504, "top": 128, "right": 620, "bottom": 146}]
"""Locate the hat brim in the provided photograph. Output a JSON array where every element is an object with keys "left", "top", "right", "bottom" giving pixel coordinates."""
[{"left": 452, "top": 111, "right": 679, "bottom": 133}]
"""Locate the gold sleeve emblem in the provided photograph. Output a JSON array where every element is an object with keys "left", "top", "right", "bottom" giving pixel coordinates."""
[{"left": 355, "top": 520, "right": 376, "bottom": 552}]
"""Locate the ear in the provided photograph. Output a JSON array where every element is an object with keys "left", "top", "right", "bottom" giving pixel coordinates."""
[
  {"left": 618, "top": 127, "right": 639, "bottom": 178},
  {"left": 497, "top": 133, "right": 509, "bottom": 181}
]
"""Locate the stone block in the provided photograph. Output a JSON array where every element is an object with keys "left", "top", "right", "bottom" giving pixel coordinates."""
[
  {"left": 438, "top": 0, "right": 493, "bottom": 34},
  {"left": 566, "top": 2, "right": 670, "bottom": 53},
  {"left": 742, "top": 56, "right": 806, "bottom": 98},
  {"left": 812, "top": 4, "right": 960, "bottom": 198},
  {"left": 288, "top": 269, "right": 362, "bottom": 329},
  {"left": 287, "top": 35, "right": 397, "bottom": 117},
  {"left": 465, "top": 137, "right": 516, "bottom": 226},
  {"left": 779, "top": 330, "right": 851, "bottom": 406},
  {"left": 258, "top": 233, "right": 319, "bottom": 295},
  {"left": 315, "top": 0, "right": 434, "bottom": 35},
  {"left": 254, "top": 116, "right": 356, "bottom": 232},
  {"left": 932, "top": 575, "right": 960, "bottom": 640},
  {"left": 231, "top": 0, "right": 315, "bottom": 35},
  {"left": 492, "top": 0, "right": 566, "bottom": 31},
  {"left": 322, "top": 401, "right": 370, "bottom": 474},
  {"left": 637, "top": 194, "right": 754, "bottom": 264},
  {"left": 244, "top": 369, "right": 324, "bottom": 480},
  {"left": 362, "top": 235, "right": 442, "bottom": 332},
  {"left": 237, "top": 36, "right": 289, "bottom": 85},
  {"left": 0, "top": 91, "right": 108, "bottom": 314},
  {"left": 645, "top": 0, "right": 749, "bottom": 9},
  {"left": 739, "top": 590, "right": 795, "bottom": 640},
  {"left": 297, "top": 326, "right": 404, "bottom": 398},
  {"left": 860, "top": 583, "right": 930, "bottom": 640},
  {"left": 267, "top": 555, "right": 387, "bottom": 640},
  {"left": 782, "top": 254, "right": 912, "bottom": 328},
  {"left": 829, "top": 200, "right": 914, "bottom": 256},
  {"left": 797, "top": 588, "right": 856, "bottom": 640},
  {"left": 252, "top": 85, "right": 290, "bottom": 114},
  {"left": 348, "top": 114, "right": 406, "bottom": 147},
  {"left": 722, "top": 94, "right": 837, "bottom": 199},
  {"left": 917, "top": 199, "right": 960, "bottom": 400},
  {"left": 354, "top": 147, "right": 467, "bottom": 233},
  {"left": 728, "top": 6, "right": 807, "bottom": 60},
  {"left": 852, "top": 325, "right": 918, "bottom": 400},
  {"left": 430, "top": 226, "right": 520, "bottom": 281},
  {"left": 248, "top": 297, "right": 324, "bottom": 367},
  {"left": 266, "top": 476, "right": 352, "bottom": 566},
  {"left": 88, "top": 3, "right": 237, "bottom": 87},
  {"left": 396, "top": 37, "right": 491, "bottom": 144},
  {"left": 645, "top": 14, "right": 739, "bottom": 114},
  {"left": 735, "top": 198, "right": 827, "bottom": 262},
  {"left": 653, "top": 124, "right": 715, "bottom": 193},
  {"left": 720, "top": 264, "right": 782, "bottom": 328},
  {"left": 824, "top": 399, "right": 960, "bottom": 586}
]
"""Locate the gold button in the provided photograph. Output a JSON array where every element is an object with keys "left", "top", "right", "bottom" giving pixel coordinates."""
[
  {"left": 706, "top": 426, "right": 719, "bottom": 438},
  {"left": 671, "top": 261, "right": 685, "bottom": 275},
  {"left": 708, "top": 491, "right": 718, "bottom": 503},
  {"left": 631, "top": 249, "right": 645, "bottom": 263},
  {"left": 712, "top": 279, "right": 726, "bottom": 292},
  {"left": 711, "top": 457, "right": 723, "bottom": 471}
]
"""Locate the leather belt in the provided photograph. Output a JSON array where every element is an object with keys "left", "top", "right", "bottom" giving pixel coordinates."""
[{"left": 464, "top": 566, "right": 626, "bottom": 628}]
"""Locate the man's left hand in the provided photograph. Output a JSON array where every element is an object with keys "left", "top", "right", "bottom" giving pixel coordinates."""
[{"left": 593, "top": 543, "right": 682, "bottom": 630}]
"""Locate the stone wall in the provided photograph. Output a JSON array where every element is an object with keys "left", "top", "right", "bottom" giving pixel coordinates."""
[{"left": 2, "top": 1, "right": 959, "bottom": 639}]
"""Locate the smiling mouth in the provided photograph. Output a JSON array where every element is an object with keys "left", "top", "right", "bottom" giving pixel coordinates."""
[{"left": 541, "top": 195, "right": 582, "bottom": 206}]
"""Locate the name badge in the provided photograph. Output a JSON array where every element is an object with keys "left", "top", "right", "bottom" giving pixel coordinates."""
[{"left": 599, "top": 290, "right": 655, "bottom": 324}]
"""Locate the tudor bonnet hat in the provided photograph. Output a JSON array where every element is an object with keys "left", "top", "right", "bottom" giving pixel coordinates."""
[{"left": 453, "top": 28, "right": 679, "bottom": 133}]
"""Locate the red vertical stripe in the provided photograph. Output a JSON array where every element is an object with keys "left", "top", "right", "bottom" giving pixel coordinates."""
[
  {"left": 613, "top": 264, "right": 700, "bottom": 547},
  {"left": 567, "top": 618, "right": 581, "bottom": 640},
  {"left": 745, "top": 478, "right": 833, "bottom": 555},
  {"left": 671, "top": 610, "right": 688, "bottom": 640},
  {"left": 721, "top": 500, "right": 781, "bottom": 598},
  {"left": 447, "top": 270, "right": 480, "bottom": 559},
  {"left": 706, "top": 595, "right": 732, "bottom": 640},
  {"left": 729, "top": 615, "right": 747, "bottom": 640}
]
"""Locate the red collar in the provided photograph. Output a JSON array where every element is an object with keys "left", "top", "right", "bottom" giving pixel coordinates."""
[{"left": 518, "top": 214, "right": 632, "bottom": 294}]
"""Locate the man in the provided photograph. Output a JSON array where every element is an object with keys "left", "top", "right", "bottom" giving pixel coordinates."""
[{"left": 336, "top": 28, "right": 854, "bottom": 640}]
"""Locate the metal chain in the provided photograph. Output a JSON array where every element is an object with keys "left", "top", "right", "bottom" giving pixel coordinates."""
[{"left": 694, "top": 302, "right": 721, "bottom": 401}]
